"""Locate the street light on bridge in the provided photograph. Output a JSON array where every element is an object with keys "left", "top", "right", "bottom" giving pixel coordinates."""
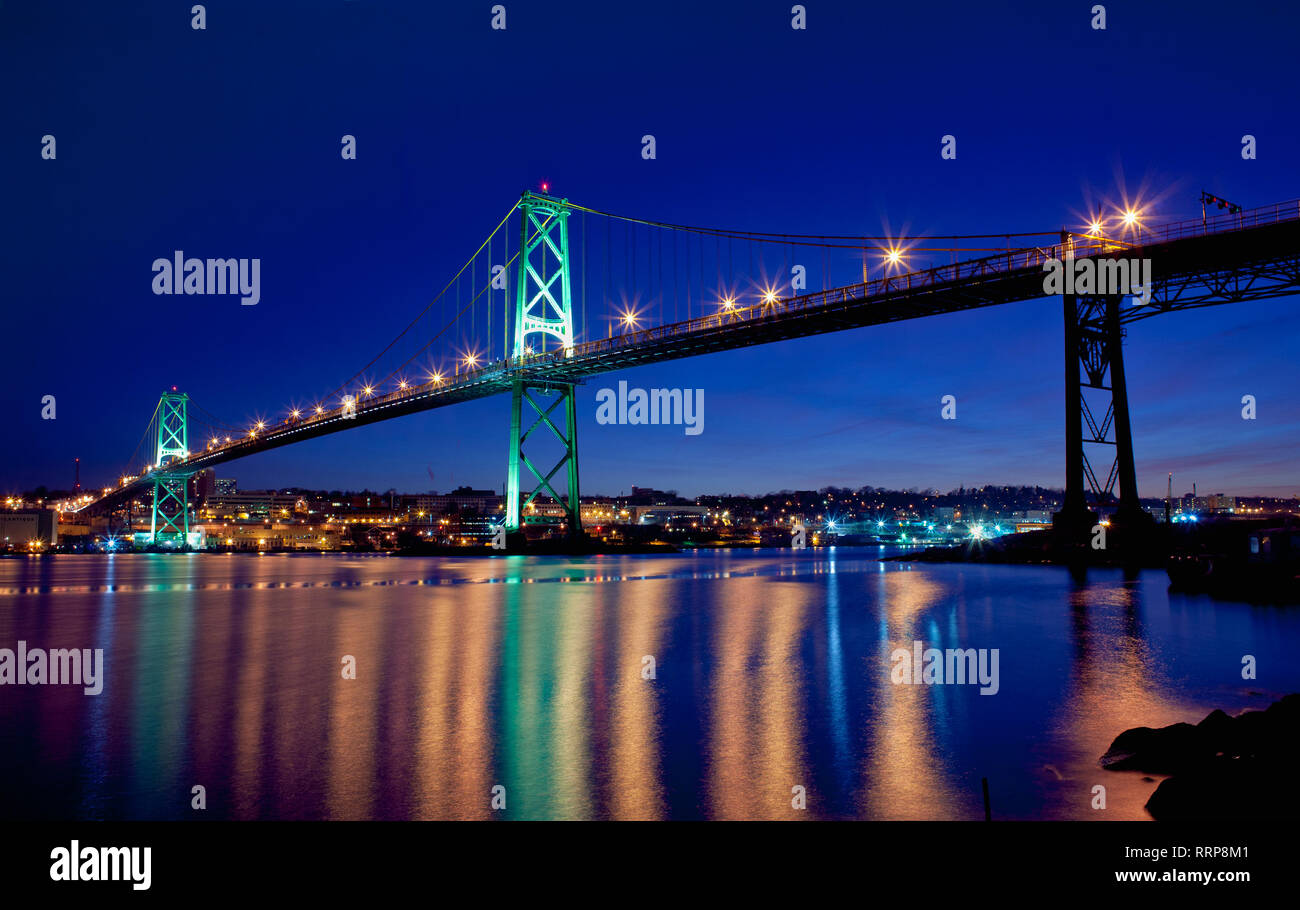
[
  {"left": 1116, "top": 204, "right": 1149, "bottom": 241},
  {"left": 612, "top": 307, "right": 641, "bottom": 335}
]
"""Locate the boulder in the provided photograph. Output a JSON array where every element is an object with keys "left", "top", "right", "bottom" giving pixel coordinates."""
[
  {"left": 1145, "top": 756, "right": 1300, "bottom": 821},
  {"left": 1099, "top": 722, "right": 1207, "bottom": 773},
  {"left": 1101, "top": 694, "right": 1300, "bottom": 820}
]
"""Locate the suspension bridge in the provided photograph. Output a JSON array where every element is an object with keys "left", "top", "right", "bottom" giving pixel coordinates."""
[{"left": 74, "top": 190, "right": 1300, "bottom": 547}]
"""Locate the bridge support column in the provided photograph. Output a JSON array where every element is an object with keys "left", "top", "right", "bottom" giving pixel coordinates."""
[
  {"left": 1105, "top": 296, "right": 1144, "bottom": 526},
  {"left": 501, "top": 190, "right": 583, "bottom": 546},
  {"left": 150, "top": 473, "right": 194, "bottom": 546},
  {"left": 148, "top": 389, "right": 196, "bottom": 546},
  {"left": 1054, "top": 294, "right": 1148, "bottom": 542},
  {"left": 1058, "top": 293, "right": 1091, "bottom": 532},
  {"left": 504, "top": 380, "right": 582, "bottom": 541}
]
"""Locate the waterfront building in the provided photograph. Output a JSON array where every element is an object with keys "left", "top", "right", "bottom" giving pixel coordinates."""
[{"left": 0, "top": 509, "right": 58, "bottom": 547}]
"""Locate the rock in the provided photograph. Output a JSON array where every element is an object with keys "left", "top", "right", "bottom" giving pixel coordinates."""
[
  {"left": 1101, "top": 694, "right": 1300, "bottom": 820},
  {"left": 1145, "top": 756, "right": 1300, "bottom": 821},
  {"left": 1099, "top": 722, "right": 1207, "bottom": 773},
  {"left": 1196, "top": 708, "right": 1233, "bottom": 737}
]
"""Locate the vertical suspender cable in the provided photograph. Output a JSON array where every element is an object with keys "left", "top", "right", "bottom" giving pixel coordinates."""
[
  {"left": 698, "top": 233, "right": 704, "bottom": 312},
  {"left": 581, "top": 211, "right": 587, "bottom": 343},
  {"left": 672, "top": 228, "right": 678, "bottom": 323},
  {"left": 604, "top": 214, "right": 610, "bottom": 336},
  {"left": 748, "top": 237, "right": 754, "bottom": 294},
  {"left": 685, "top": 228, "right": 691, "bottom": 320}
]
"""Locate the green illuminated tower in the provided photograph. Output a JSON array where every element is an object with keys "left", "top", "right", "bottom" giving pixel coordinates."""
[
  {"left": 150, "top": 390, "right": 193, "bottom": 545},
  {"left": 504, "top": 191, "right": 582, "bottom": 541}
]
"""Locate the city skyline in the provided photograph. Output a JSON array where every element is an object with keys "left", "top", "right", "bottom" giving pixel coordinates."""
[{"left": 15, "top": 472, "right": 1296, "bottom": 507}]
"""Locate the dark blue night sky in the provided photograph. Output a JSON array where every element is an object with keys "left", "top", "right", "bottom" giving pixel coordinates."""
[{"left": 3, "top": 0, "right": 1297, "bottom": 498}]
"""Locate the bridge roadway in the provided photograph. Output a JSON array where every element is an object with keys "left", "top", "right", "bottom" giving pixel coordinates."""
[{"left": 88, "top": 200, "right": 1300, "bottom": 513}]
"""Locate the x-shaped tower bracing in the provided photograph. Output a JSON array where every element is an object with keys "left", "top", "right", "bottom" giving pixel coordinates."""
[{"left": 504, "top": 192, "right": 581, "bottom": 538}]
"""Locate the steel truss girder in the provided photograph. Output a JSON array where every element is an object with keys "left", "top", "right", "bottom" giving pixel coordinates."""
[{"left": 1122, "top": 257, "right": 1300, "bottom": 322}]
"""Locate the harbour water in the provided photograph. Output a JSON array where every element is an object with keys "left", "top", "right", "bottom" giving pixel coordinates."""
[{"left": 1, "top": 548, "right": 1296, "bottom": 820}]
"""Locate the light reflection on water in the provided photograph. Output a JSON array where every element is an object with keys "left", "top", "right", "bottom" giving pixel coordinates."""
[{"left": 0, "top": 549, "right": 1295, "bottom": 820}]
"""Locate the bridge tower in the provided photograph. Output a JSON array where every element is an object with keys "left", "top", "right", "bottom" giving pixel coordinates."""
[
  {"left": 149, "top": 390, "right": 194, "bottom": 545},
  {"left": 1056, "top": 294, "right": 1149, "bottom": 541},
  {"left": 504, "top": 191, "right": 582, "bottom": 541}
]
